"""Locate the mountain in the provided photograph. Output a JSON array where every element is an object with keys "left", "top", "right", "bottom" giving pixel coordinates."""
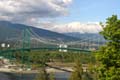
[
  {"left": 43, "top": 22, "right": 103, "bottom": 34},
  {"left": 0, "top": 21, "right": 78, "bottom": 42},
  {"left": 64, "top": 32, "right": 103, "bottom": 39},
  {"left": 38, "top": 22, "right": 104, "bottom": 40}
]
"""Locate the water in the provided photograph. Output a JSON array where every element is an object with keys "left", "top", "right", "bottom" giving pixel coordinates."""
[{"left": 0, "top": 72, "right": 70, "bottom": 80}]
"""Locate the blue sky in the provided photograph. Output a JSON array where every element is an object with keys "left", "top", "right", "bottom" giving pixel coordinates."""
[
  {"left": 0, "top": 0, "right": 120, "bottom": 25},
  {"left": 57, "top": 0, "right": 120, "bottom": 23}
]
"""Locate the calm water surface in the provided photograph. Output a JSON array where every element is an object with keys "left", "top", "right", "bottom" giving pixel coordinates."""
[{"left": 0, "top": 72, "right": 70, "bottom": 80}]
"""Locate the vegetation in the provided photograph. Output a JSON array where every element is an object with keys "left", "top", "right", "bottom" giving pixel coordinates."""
[
  {"left": 69, "top": 15, "right": 120, "bottom": 80},
  {"left": 69, "top": 58, "right": 96, "bottom": 80},
  {"left": 35, "top": 67, "right": 55, "bottom": 80},
  {"left": 7, "top": 50, "right": 92, "bottom": 80},
  {"left": 9, "top": 50, "right": 93, "bottom": 65},
  {"left": 35, "top": 67, "right": 49, "bottom": 80},
  {"left": 11, "top": 50, "right": 93, "bottom": 80},
  {"left": 28, "top": 50, "right": 93, "bottom": 64},
  {"left": 49, "top": 72, "right": 55, "bottom": 80},
  {"left": 96, "top": 15, "right": 120, "bottom": 80},
  {"left": 69, "top": 59, "right": 83, "bottom": 80}
]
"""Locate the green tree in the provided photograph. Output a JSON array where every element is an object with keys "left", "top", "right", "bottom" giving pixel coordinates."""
[
  {"left": 35, "top": 67, "right": 49, "bottom": 80},
  {"left": 96, "top": 15, "right": 120, "bottom": 80},
  {"left": 69, "top": 59, "right": 83, "bottom": 80},
  {"left": 49, "top": 72, "right": 55, "bottom": 80}
]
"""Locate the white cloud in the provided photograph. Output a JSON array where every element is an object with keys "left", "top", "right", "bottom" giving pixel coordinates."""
[
  {"left": 0, "top": 0, "right": 72, "bottom": 24},
  {"left": 38, "top": 22, "right": 103, "bottom": 33}
]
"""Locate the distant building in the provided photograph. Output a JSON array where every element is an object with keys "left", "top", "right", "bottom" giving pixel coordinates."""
[
  {"left": 1, "top": 43, "right": 5, "bottom": 48},
  {"left": 59, "top": 44, "right": 68, "bottom": 52}
]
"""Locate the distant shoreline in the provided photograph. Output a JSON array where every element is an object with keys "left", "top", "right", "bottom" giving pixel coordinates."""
[{"left": 0, "top": 67, "right": 72, "bottom": 74}]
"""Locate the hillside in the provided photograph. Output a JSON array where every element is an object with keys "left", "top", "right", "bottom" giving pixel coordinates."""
[{"left": 0, "top": 21, "right": 78, "bottom": 42}]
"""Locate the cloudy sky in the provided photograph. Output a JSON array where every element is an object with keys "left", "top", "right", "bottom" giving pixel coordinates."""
[{"left": 0, "top": 0, "right": 120, "bottom": 27}]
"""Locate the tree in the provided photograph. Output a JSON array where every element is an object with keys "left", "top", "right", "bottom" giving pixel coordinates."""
[
  {"left": 49, "top": 72, "right": 55, "bottom": 80},
  {"left": 96, "top": 15, "right": 120, "bottom": 80},
  {"left": 69, "top": 59, "right": 83, "bottom": 80},
  {"left": 35, "top": 67, "right": 49, "bottom": 80}
]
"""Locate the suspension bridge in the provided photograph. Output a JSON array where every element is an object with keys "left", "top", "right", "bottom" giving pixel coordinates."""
[
  {"left": 0, "top": 28, "right": 105, "bottom": 72},
  {"left": 0, "top": 28, "right": 105, "bottom": 50}
]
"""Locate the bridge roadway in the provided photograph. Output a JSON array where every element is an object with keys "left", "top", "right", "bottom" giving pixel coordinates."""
[{"left": 0, "top": 47, "right": 91, "bottom": 54}]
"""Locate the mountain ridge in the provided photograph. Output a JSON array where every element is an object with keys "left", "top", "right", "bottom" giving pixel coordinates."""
[
  {"left": 0, "top": 21, "right": 78, "bottom": 42},
  {"left": 40, "top": 22, "right": 103, "bottom": 34}
]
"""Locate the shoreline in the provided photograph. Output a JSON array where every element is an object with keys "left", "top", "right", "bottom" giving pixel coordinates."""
[{"left": 0, "top": 67, "right": 73, "bottom": 74}]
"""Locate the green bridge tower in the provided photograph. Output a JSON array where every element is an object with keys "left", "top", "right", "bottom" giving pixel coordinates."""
[{"left": 22, "top": 28, "right": 31, "bottom": 49}]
